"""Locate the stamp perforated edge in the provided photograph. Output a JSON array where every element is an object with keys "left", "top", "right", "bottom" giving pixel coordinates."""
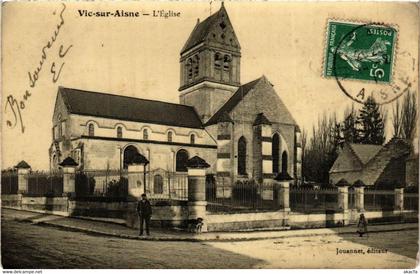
[{"left": 321, "top": 17, "right": 399, "bottom": 86}]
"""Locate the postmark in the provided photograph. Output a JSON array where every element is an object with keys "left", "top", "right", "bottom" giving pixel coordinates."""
[{"left": 323, "top": 19, "right": 414, "bottom": 105}]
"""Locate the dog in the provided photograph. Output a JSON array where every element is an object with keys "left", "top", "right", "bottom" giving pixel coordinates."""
[{"left": 187, "top": 217, "right": 204, "bottom": 233}]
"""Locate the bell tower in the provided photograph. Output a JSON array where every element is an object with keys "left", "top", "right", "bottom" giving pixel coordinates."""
[{"left": 179, "top": 3, "right": 241, "bottom": 122}]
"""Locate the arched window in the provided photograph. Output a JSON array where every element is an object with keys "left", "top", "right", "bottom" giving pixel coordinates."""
[
  {"left": 282, "top": 151, "right": 288, "bottom": 174},
  {"left": 193, "top": 55, "right": 200, "bottom": 77},
  {"left": 153, "top": 174, "right": 164, "bottom": 194},
  {"left": 223, "top": 55, "right": 231, "bottom": 70},
  {"left": 57, "top": 114, "right": 62, "bottom": 137},
  {"left": 117, "top": 126, "right": 123, "bottom": 138},
  {"left": 123, "top": 145, "right": 139, "bottom": 169},
  {"left": 176, "top": 149, "right": 189, "bottom": 172},
  {"left": 272, "top": 133, "right": 280, "bottom": 174},
  {"left": 238, "top": 136, "right": 247, "bottom": 175},
  {"left": 214, "top": 52, "right": 222, "bottom": 69},
  {"left": 187, "top": 58, "right": 193, "bottom": 79},
  {"left": 143, "top": 129, "right": 149, "bottom": 140},
  {"left": 190, "top": 134, "right": 195, "bottom": 144},
  {"left": 88, "top": 124, "right": 94, "bottom": 137},
  {"left": 167, "top": 131, "right": 173, "bottom": 142}
]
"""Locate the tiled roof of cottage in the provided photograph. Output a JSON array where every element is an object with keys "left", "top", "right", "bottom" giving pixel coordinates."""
[
  {"left": 59, "top": 87, "right": 203, "bottom": 129},
  {"left": 348, "top": 143, "right": 383, "bottom": 165}
]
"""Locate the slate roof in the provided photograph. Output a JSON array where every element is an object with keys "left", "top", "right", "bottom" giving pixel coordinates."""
[
  {"left": 180, "top": 5, "right": 224, "bottom": 54},
  {"left": 59, "top": 87, "right": 203, "bottom": 129},
  {"left": 348, "top": 143, "right": 383, "bottom": 165},
  {"left": 205, "top": 77, "right": 262, "bottom": 126}
]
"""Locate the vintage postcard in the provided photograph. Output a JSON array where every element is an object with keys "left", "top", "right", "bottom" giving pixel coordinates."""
[{"left": 1, "top": 0, "right": 419, "bottom": 270}]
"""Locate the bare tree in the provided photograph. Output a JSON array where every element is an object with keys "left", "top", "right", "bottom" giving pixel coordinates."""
[{"left": 392, "top": 91, "right": 417, "bottom": 141}]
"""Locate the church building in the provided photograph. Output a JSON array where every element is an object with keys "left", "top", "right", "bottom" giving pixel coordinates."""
[{"left": 49, "top": 3, "right": 302, "bottom": 186}]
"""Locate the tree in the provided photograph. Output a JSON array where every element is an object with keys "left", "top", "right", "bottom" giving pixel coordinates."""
[
  {"left": 342, "top": 104, "right": 359, "bottom": 143},
  {"left": 393, "top": 91, "right": 417, "bottom": 141},
  {"left": 356, "top": 96, "right": 386, "bottom": 145},
  {"left": 302, "top": 112, "right": 340, "bottom": 185}
]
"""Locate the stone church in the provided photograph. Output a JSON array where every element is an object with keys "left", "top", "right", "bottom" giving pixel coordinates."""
[{"left": 49, "top": 4, "right": 302, "bottom": 186}]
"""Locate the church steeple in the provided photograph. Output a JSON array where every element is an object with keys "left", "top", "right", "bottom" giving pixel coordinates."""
[{"left": 179, "top": 4, "right": 241, "bottom": 122}]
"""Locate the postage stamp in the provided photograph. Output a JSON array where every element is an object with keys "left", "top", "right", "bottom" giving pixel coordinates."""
[{"left": 324, "top": 20, "right": 397, "bottom": 84}]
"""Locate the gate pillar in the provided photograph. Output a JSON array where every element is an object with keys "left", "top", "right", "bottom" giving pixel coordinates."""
[{"left": 187, "top": 156, "right": 210, "bottom": 232}]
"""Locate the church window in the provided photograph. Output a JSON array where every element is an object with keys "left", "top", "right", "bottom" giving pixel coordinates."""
[
  {"left": 219, "top": 21, "right": 226, "bottom": 30},
  {"left": 272, "top": 133, "right": 280, "bottom": 174},
  {"left": 190, "top": 134, "right": 195, "bottom": 144},
  {"left": 168, "top": 131, "right": 173, "bottom": 142},
  {"left": 57, "top": 114, "right": 62, "bottom": 137},
  {"left": 223, "top": 55, "right": 231, "bottom": 70},
  {"left": 282, "top": 151, "right": 288, "bottom": 174},
  {"left": 238, "top": 136, "right": 247, "bottom": 175},
  {"left": 88, "top": 124, "right": 94, "bottom": 137},
  {"left": 193, "top": 55, "right": 200, "bottom": 77},
  {"left": 214, "top": 52, "right": 222, "bottom": 69},
  {"left": 117, "top": 126, "right": 123, "bottom": 138},
  {"left": 153, "top": 174, "right": 164, "bottom": 194},
  {"left": 176, "top": 149, "right": 189, "bottom": 172},
  {"left": 143, "top": 129, "right": 149, "bottom": 140},
  {"left": 187, "top": 58, "right": 193, "bottom": 79}
]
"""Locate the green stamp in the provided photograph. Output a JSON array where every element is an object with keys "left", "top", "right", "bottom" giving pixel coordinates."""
[{"left": 324, "top": 20, "right": 397, "bottom": 83}]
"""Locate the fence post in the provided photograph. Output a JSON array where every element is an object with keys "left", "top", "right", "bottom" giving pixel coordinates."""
[
  {"left": 186, "top": 156, "right": 210, "bottom": 232},
  {"left": 353, "top": 180, "right": 366, "bottom": 212},
  {"left": 394, "top": 186, "right": 404, "bottom": 211},
  {"left": 127, "top": 153, "right": 149, "bottom": 199},
  {"left": 336, "top": 179, "right": 350, "bottom": 225},
  {"left": 15, "top": 161, "right": 31, "bottom": 194},
  {"left": 274, "top": 172, "right": 292, "bottom": 211},
  {"left": 59, "top": 157, "right": 78, "bottom": 197}
]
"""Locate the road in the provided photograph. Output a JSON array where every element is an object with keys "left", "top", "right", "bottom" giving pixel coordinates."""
[{"left": 1, "top": 210, "right": 418, "bottom": 269}]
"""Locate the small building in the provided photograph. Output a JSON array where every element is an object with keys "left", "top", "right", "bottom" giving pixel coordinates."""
[{"left": 329, "top": 138, "right": 412, "bottom": 187}]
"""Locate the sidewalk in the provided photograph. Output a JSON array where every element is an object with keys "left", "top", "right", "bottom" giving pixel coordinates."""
[{"left": 3, "top": 208, "right": 418, "bottom": 242}]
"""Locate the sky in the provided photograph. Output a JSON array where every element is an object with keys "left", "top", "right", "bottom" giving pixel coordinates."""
[{"left": 2, "top": 1, "right": 418, "bottom": 170}]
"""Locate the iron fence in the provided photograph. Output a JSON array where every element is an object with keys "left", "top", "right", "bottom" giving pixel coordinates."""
[
  {"left": 27, "top": 171, "right": 63, "bottom": 196},
  {"left": 404, "top": 193, "right": 418, "bottom": 211},
  {"left": 145, "top": 171, "right": 188, "bottom": 201},
  {"left": 289, "top": 187, "right": 339, "bottom": 213},
  {"left": 364, "top": 189, "right": 394, "bottom": 211},
  {"left": 75, "top": 169, "right": 128, "bottom": 198},
  {"left": 1, "top": 171, "right": 18, "bottom": 194},
  {"left": 206, "top": 178, "right": 280, "bottom": 213}
]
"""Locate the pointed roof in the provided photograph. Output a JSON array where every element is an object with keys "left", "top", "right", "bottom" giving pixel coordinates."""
[
  {"left": 336, "top": 178, "right": 350, "bottom": 187},
  {"left": 205, "top": 76, "right": 297, "bottom": 126},
  {"left": 59, "top": 87, "right": 203, "bottom": 129},
  {"left": 348, "top": 143, "right": 383, "bottom": 165},
  {"left": 253, "top": 113, "right": 271, "bottom": 126},
  {"left": 129, "top": 153, "right": 149, "bottom": 165},
  {"left": 15, "top": 160, "right": 31, "bottom": 169},
  {"left": 274, "top": 171, "right": 293, "bottom": 181},
  {"left": 180, "top": 4, "right": 240, "bottom": 55},
  {"left": 205, "top": 77, "right": 262, "bottom": 126},
  {"left": 59, "top": 157, "right": 78, "bottom": 167},
  {"left": 186, "top": 156, "right": 210, "bottom": 169}
]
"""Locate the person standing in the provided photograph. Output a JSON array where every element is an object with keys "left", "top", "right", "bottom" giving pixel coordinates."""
[
  {"left": 357, "top": 213, "right": 368, "bottom": 237},
  {"left": 137, "top": 193, "right": 152, "bottom": 236}
]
